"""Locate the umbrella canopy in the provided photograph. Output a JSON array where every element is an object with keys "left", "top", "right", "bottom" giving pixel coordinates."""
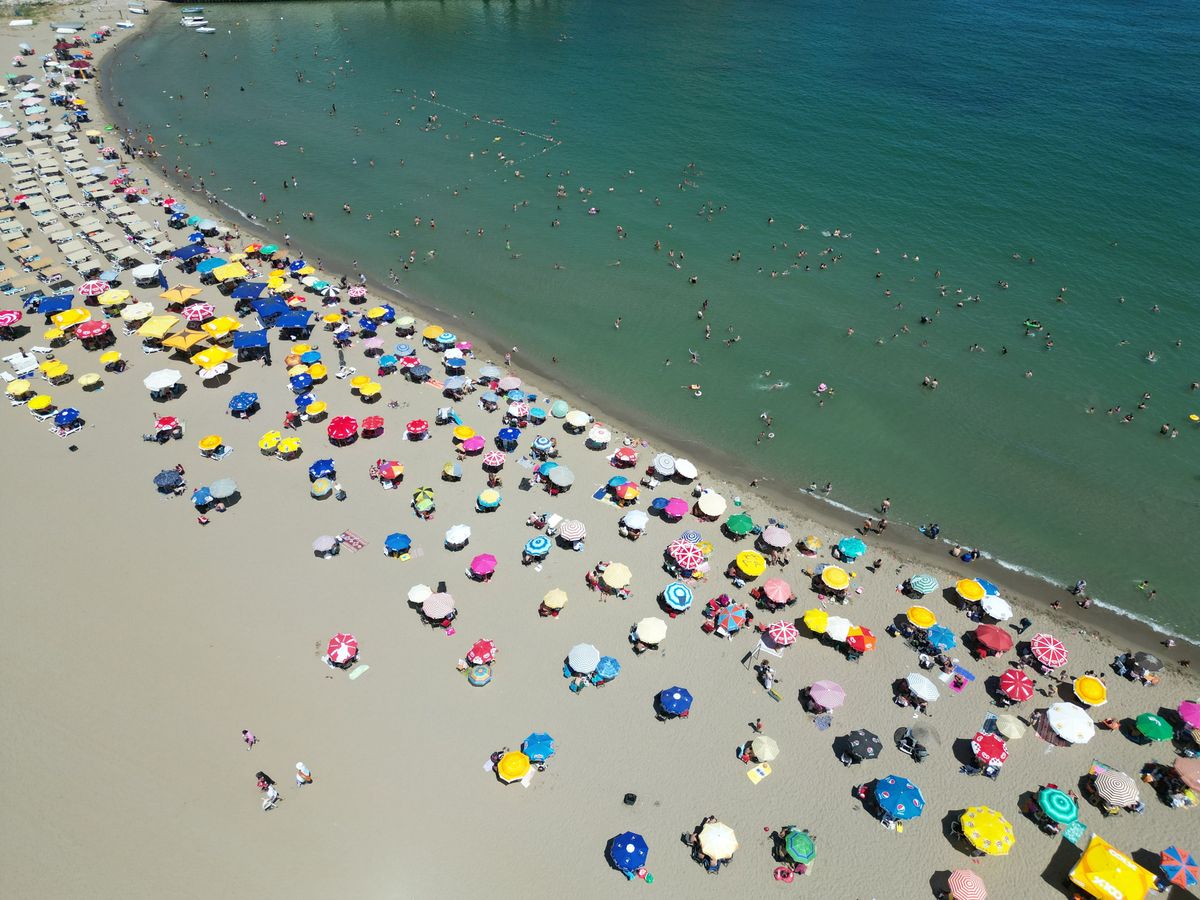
[
  {"left": 975, "top": 624, "right": 1012, "bottom": 653},
  {"left": 926, "top": 624, "right": 957, "bottom": 651},
  {"left": 662, "top": 497, "right": 688, "bottom": 519},
  {"left": 995, "top": 715, "right": 1026, "bottom": 740},
  {"left": 308, "top": 458, "right": 335, "bottom": 479},
  {"left": 662, "top": 581, "right": 693, "bottom": 610},
  {"left": 698, "top": 821, "right": 737, "bottom": 860},
  {"left": 696, "top": 491, "right": 726, "bottom": 517},
  {"left": 524, "top": 535, "right": 551, "bottom": 557},
  {"left": 1179, "top": 700, "right": 1200, "bottom": 729},
  {"left": 422, "top": 593, "right": 456, "bottom": 620},
  {"left": 674, "top": 457, "right": 698, "bottom": 480},
  {"left": 470, "top": 553, "right": 497, "bottom": 575},
  {"left": 496, "top": 751, "right": 531, "bottom": 784},
  {"left": 1070, "top": 835, "right": 1156, "bottom": 900},
  {"left": 766, "top": 620, "right": 799, "bottom": 646},
  {"left": 905, "top": 672, "right": 940, "bottom": 702},
  {"left": 873, "top": 775, "right": 925, "bottom": 820},
  {"left": 384, "top": 533, "right": 411, "bottom": 554},
  {"left": 559, "top": 519, "right": 586, "bottom": 541},
  {"left": 326, "top": 416, "right": 358, "bottom": 440},
  {"left": 522, "top": 732, "right": 555, "bottom": 763},
  {"left": 981, "top": 595, "right": 1013, "bottom": 621},
  {"left": 908, "top": 574, "right": 939, "bottom": 595},
  {"left": 548, "top": 466, "right": 575, "bottom": 487},
  {"left": 445, "top": 524, "right": 471, "bottom": 545},
  {"left": 971, "top": 732, "right": 1008, "bottom": 765},
  {"left": 153, "top": 469, "right": 183, "bottom": 489},
  {"left": 1030, "top": 633, "right": 1068, "bottom": 668},
  {"left": 1037, "top": 787, "right": 1078, "bottom": 824},
  {"left": 999, "top": 668, "right": 1035, "bottom": 702},
  {"left": 846, "top": 729, "right": 883, "bottom": 760},
  {"left": 847, "top": 626, "right": 877, "bottom": 653},
  {"left": 1045, "top": 702, "right": 1095, "bottom": 744},
  {"left": 837, "top": 536, "right": 866, "bottom": 559},
  {"left": 782, "top": 829, "right": 815, "bottom": 864},
  {"left": 906, "top": 606, "right": 937, "bottom": 629},
  {"left": 960, "top": 807, "right": 1015, "bottom": 856},
  {"left": 715, "top": 605, "right": 748, "bottom": 633},
  {"left": 595, "top": 656, "right": 621, "bottom": 681},
  {"left": 803, "top": 607, "right": 829, "bottom": 633},
  {"left": 622, "top": 510, "right": 650, "bottom": 530},
  {"left": 760, "top": 525, "right": 791, "bottom": 548},
  {"left": 955, "top": 579, "right": 985, "bottom": 602},
  {"left": 658, "top": 686, "right": 693, "bottom": 716},
  {"left": 476, "top": 489, "right": 501, "bottom": 509},
  {"left": 143, "top": 368, "right": 182, "bottom": 391},
  {"left": 653, "top": 453, "right": 675, "bottom": 476},
  {"left": 763, "top": 578, "right": 794, "bottom": 604},
  {"left": 735, "top": 550, "right": 766, "bottom": 577},
  {"left": 542, "top": 588, "right": 568, "bottom": 611},
  {"left": 609, "top": 832, "right": 648, "bottom": 871},
  {"left": 947, "top": 869, "right": 987, "bottom": 900},
  {"left": 326, "top": 633, "right": 358, "bottom": 665},
  {"left": 1133, "top": 651, "right": 1164, "bottom": 672},
  {"left": 209, "top": 478, "right": 238, "bottom": 499},
  {"left": 809, "top": 680, "right": 845, "bottom": 709},
  {"left": 481, "top": 449, "right": 505, "bottom": 468},
  {"left": 1095, "top": 770, "right": 1140, "bottom": 806},
  {"left": 229, "top": 391, "right": 258, "bottom": 412},
  {"left": 568, "top": 643, "right": 601, "bottom": 674},
  {"left": 820, "top": 566, "right": 850, "bottom": 591},
  {"left": 670, "top": 542, "right": 705, "bottom": 570},
  {"left": 824, "top": 616, "right": 852, "bottom": 642},
  {"left": 1135, "top": 712, "right": 1173, "bottom": 742},
  {"left": 1073, "top": 675, "right": 1108, "bottom": 707},
  {"left": 725, "top": 513, "right": 754, "bottom": 535},
  {"left": 1162, "top": 846, "right": 1199, "bottom": 889},
  {"left": 635, "top": 617, "right": 668, "bottom": 645},
  {"left": 466, "top": 638, "right": 497, "bottom": 665},
  {"left": 601, "top": 563, "right": 633, "bottom": 590}
]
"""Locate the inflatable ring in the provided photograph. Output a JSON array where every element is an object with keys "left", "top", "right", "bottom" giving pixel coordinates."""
[
  {"left": 693, "top": 390, "right": 703, "bottom": 397},
  {"left": 1023, "top": 319, "right": 1042, "bottom": 330},
  {"left": 774, "top": 866, "right": 795, "bottom": 883}
]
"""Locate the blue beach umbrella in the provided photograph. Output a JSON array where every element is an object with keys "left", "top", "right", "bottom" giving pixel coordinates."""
[
  {"left": 873, "top": 775, "right": 925, "bottom": 820},
  {"left": 443, "top": 375, "right": 466, "bottom": 391},
  {"left": 436, "top": 332, "right": 456, "bottom": 345},
  {"left": 607, "top": 475, "right": 630, "bottom": 488},
  {"left": 837, "top": 536, "right": 867, "bottom": 560},
  {"left": 288, "top": 259, "right": 307, "bottom": 272},
  {"left": 384, "top": 533, "right": 412, "bottom": 554},
  {"left": 191, "top": 486, "right": 212, "bottom": 507},
  {"left": 662, "top": 581, "right": 694, "bottom": 611},
  {"left": 231, "top": 282, "right": 267, "bottom": 300},
  {"left": 524, "top": 535, "right": 551, "bottom": 557},
  {"left": 153, "top": 469, "right": 183, "bottom": 490},
  {"left": 594, "top": 656, "right": 621, "bottom": 681},
  {"left": 535, "top": 460, "right": 559, "bottom": 475},
  {"left": 529, "top": 406, "right": 546, "bottom": 420},
  {"left": 378, "top": 305, "right": 396, "bottom": 322},
  {"left": 290, "top": 373, "right": 313, "bottom": 392},
  {"left": 532, "top": 435, "right": 553, "bottom": 453},
  {"left": 927, "top": 624, "right": 957, "bottom": 651},
  {"left": 505, "top": 389, "right": 524, "bottom": 402},
  {"left": 294, "top": 393, "right": 316, "bottom": 410},
  {"left": 53, "top": 407, "right": 80, "bottom": 427},
  {"left": 410, "top": 365, "right": 431, "bottom": 380},
  {"left": 196, "top": 258, "right": 226, "bottom": 274},
  {"left": 187, "top": 231, "right": 206, "bottom": 243},
  {"left": 394, "top": 343, "right": 414, "bottom": 355},
  {"left": 609, "top": 832, "right": 649, "bottom": 872},
  {"left": 658, "top": 686, "right": 693, "bottom": 716},
  {"left": 300, "top": 350, "right": 321, "bottom": 365},
  {"left": 1162, "top": 846, "right": 1198, "bottom": 889},
  {"left": 379, "top": 354, "right": 398, "bottom": 368},
  {"left": 522, "top": 732, "right": 556, "bottom": 763},
  {"left": 498, "top": 427, "right": 521, "bottom": 443},
  {"left": 908, "top": 574, "right": 939, "bottom": 595},
  {"left": 680, "top": 529, "right": 702, "bottom": 543},
  {"left": 308, "top": 458, "right": 335, "bottom": 480},
  {"left": 38, "top": 295, "right": 72, "bottom": 314},
  {"left": 976, "top": 578, "right": 1000, "bottom": 596},
  {"left": 480, "top": 391, "right": 498, "bottom": 404},
  {"left": 228, "top": 391, "right": 258, "bottom": 412},
  {"left": 443, "top": 356, "right": 465, "bottom": 371}
]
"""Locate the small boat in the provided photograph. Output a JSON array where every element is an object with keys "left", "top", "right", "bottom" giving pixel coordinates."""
[
  {"left": 195, "top": 27, "right": 216, "bottom": 34},
  {"left": 180, "top": 17, "right": 208, "bottom": 27},
  {"left": 127, "top": 5, "right": 148, "bottom": 14},
  {"left": 116, "top": 21, "right": 136, "bottom": 29},
  {"left": 180, "top": 6, "right": 204, "bottom": 12}
]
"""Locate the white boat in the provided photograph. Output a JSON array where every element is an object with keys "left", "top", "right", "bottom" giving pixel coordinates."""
[
  {"left": 127, "top": 5, "right": 148, "bottom": 14},
  {"left": 195, "top": 27, "right": 216, "bottom": 34},
  {"left": 180, "top": 17, "right": 208, "bottom": 27},
  {"left": 116, "top": 21, "right": 136, "bottom": 29}
]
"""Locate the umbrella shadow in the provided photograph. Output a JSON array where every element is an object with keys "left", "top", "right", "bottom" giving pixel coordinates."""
[
  {"left": 928, "top": 870, "right": 955, "bottom": 899},
  {"left": 1037, "top": 835, "right": 1084, "bottom": 895},
  {"left": 1054, "top": 681, "right": 1077, "bottom": 703},
  {"left": 950, "top": 737, "right": 978, "bottom": 768},
  {"left": 939, "top": 809, "right": 968, "bottom": 852}
]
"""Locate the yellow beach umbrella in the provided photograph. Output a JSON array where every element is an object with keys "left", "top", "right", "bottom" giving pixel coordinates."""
[
  {"left": 162, "top": 330, "right": 207, "bottom": 351},
  {"left": 305, "top": 401, "right": 327, "bottom": 417},
  {"left": 43, "top": 327, "right": 64, "bottom": 341},
  {"left": 496, "top": 751, "right": 531, "bottom": 784},
  {"left": 735, "top": 550, "right": 766, "bottom": 578},
  {"left": 543, "top": 588, "right": 568, "bottom": 610},
  {"left": 359, "top": 382, "right": 381, "bottom": 398},
  {"left": 955, "top": 578, "right": 985, "bottom": 603},
  {"left": 322, "top": 312, "right": 343, "bottom": 324},
  {"left": 277, "top": 437, "right": 302, "bottom": 455},
  {"left": 308, "top": 363, "right": 327, "bottom": 380},
  {"left": 287, "top": 364, "right": 308, "bottom": 377},
  {"left": 78, "top": 373, "right": 101, "bottom": 389},
  {"left": 478, "top": 488, "right": 501, "bottom": 506},
  {"left": 258, "top": 431, "right": 281, "bottom": 452},
  {"left": 98, "top": 288, "right": 131, "bottom": 307},
  {"left": 601, "top": 563, "right": 633, "bottom": 590},
  {"left": 266, "top": 277, "right": 286, "bottom": 291},
  {"left": 6, "top": 378, "right": 32, "bottom": 396},
  {"left": 28, "top": 394, "right": 53, "bottom": 411},
  {"left": 1073, "top": 675, "right": 1108, "bottom": 707},
  {"left": 138, "top": 315, "right": 180, "bottom": 339},
  {"left": 820, "top": 565, "right": 850, "bottom": 591},
  {"left": 311, "top": 478, "right": 332, "bottom": 498},
  {"left": 160, "top": 286, "right": 201, "bottom": 304},
  {"left": 422, "top": 324, "right": 444, "bottom": 340},
  {"left": 801, "top": 535, "right": 823, "bottom": 551},
  {"left": 453, "top": 425, "right": 476, "bottom": 441},
  {"left": 227, "top": 253, "right": 247, "bottom": 262},
  {"left": 201, "top": 315, "right": 241, "bottom": 338},
  {"left": 960, "top": 807, "right": 1015, "bottom": 856},
  {"left": 366, "top": 306, "right": 387, "bottom": 319},
  {"left": 698, "top": 822, "right": 738, "bottom": 860},
  {"left": 52, "top": 307, "right": 91, "bottom": 328},
  {"left": 212, "top": 262, "right": 249, "bottom": 282},
  {"left": 198, "top": 434, "right": 223, "bottom": 452},
  {"left": 190, "top": 346, "right": 234, "bottom": 369},
  {"left": 803, "top": 607, "right": 829, "bottom": 633},
  {"left": 41, "top": 360, "right": 69, "bottom": 380},
  {"left": 1069, "top": 835, "right": 1155, "bottom": 900},
  {"left": 291, "top": 344, "right": 312, "bottom": 354},
  {"left": 293, "top": 265, "right": 315, "bottom": 276},
  {"left": 350, "top": 375, "right": 371, "bottom": 389},
  {"left": 906, "top": 606, "right": 937, "bottom": 629},
  {"left": 99, "top": 350, "right": 122, "bottom": 364}
]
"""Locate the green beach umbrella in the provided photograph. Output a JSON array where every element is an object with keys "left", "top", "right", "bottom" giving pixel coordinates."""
[
  {"left": 725, "top": 513, "right": 754, "bottom": 536},
  {"left": 783, "top": 829, "right": 815, "bottom": 864},
  {"left": 260, "top": 244, "right": 278, "bottom": 255},
  {"left": 1136, "top": 713, "right": 1173, "bottom": 742},
  {"left": 1037, "top": 787, "right": 1078, "bottom": 824},
  {"left": 550, "top": 400, "right": 569, "bottom": 418}
]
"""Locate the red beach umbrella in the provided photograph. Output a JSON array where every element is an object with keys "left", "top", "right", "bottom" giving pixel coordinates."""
[
  {"left": 326, "top": 633, "right": 358, "bottom": 665},
  {"left": 999, "top": 668, "right": 1034, "bottom": 702},
  {"left": 406, "top": 419, "right": 429, "bottom": 436},
  {"left": 767, "top": 620, "right": 799, "bottom": 646},
  {"left": 74, "top": 319, "right": 110, "bottom": 339},
  {"left": 1030, "top": 633, "right": 1068, "bottom": 668},
  {"left": 614, "top": 446, "right": 638, "bottom": 465},
  {"left": 326, "top": 416, "right": 358, "bottom": 441},
  {"left": 847, "top": 627, "right": 877, "bottom": 653},
  {"left": 362, "top": 415, "right": 384, "bottom": 431},
  {"left": 154, "top": 415, "right": 179, "bottom": 432},
  {"left": 467, "top": 638, "right": 497, "bottom": 665},
  {"left": 971, "top": 731, "right": 1008, "bottom": 765},
  {"left": 975, "top": 624, "right": 1013, "bottom": 653},
  {"left": 481, "top": 449, "right": 505, "bottom": 468},
  {"left": 670, "top": 543, "right": 705, "bottom": 570}
]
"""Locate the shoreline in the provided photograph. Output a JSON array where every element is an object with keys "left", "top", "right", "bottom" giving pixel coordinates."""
[{"left": 94, "top": 7, "right": 1198, "bottom": 664}]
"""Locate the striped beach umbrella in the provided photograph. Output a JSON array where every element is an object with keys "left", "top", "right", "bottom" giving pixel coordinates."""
[
  {"left": 671, "top": 543, "right": 704, "bottom": 570},
  {"left": 715, "top": 605, "right": 747, "bottom": 633},
  {"left": 783, "top": 830, "right": 815, "bottom": 865},
  {"left": 567, "top": 643, "right": 600, "bottom": 674},
  {"left": 1094, "top": 770, "right": 1140, "bottom": 806},
  {"left": 524, "top": 535, "right": 551, "bottom": 557},
  {"left": 1037, "top": 787, "right": 1078, "bottom": 824},
  {"left": 908, "top": 574, "right": 939, "bottom": 595},
  {"left": 662, "top": 581, "right": 694, "bottom": 611},
  {"left": 1161, "top": 846, "right": 1199, "bottom": 889},
  {"left": 947, "top": 869, "right": 987, "bottom": 900},
  {"left": 767, "top": 620, "right": 799, "bottom": 645},
  {"left": 559, "top": 519, "right": 586, "bottom": 541},
  {"left": 1030, "top": 633, "right": 1068, "bottom": 668},
  {"left": 326, "top": 633, "right": 358, "bottom": 665}
]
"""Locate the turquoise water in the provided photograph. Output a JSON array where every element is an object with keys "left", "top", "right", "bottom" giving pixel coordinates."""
[{"left": 109, "top": 0, "right": 1200, "bottom": 637}]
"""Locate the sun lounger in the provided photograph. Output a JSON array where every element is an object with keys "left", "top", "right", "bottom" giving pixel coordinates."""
[{"left": 50, "top": 421, "right": 82, "bottom": 438}]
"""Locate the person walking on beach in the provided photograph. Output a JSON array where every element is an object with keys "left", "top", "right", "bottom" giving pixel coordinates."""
[
  {"left": 880, "top": 498, "right": 891, "bottom": 513},
  {"left": 262, "top": 783, "right": 280, "bottom": 811},
  {"left": 295, "top": 762, "right": 313, "bottom": 787},
  {"left": 242, "top": 729, "right": 257, "bottom": 751}
]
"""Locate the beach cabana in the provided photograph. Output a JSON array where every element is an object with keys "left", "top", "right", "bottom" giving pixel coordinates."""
[{"left": 1069, "top": 835, "right": 1156, "bottom": 900}]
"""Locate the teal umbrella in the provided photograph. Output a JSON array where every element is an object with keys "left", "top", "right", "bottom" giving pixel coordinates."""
[
  {"left": 725, "top": 513, "right": 754, "bottom": 535},
  {"left": 783, "top": 829, "right": 816, "bottom": 864},
  {"left": 1037, "top": 788, "right": 1078, "bottom": 824},
  {"left": 550, "top": 399, "right": 569, "bottom": 418},
  {"left": 909, "top": 574, "right": 939, "bottom": 595}
]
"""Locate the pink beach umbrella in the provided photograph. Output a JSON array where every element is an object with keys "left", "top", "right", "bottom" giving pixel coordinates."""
[
  {"left": 497, "top": 376, "right": 521, "bottom": 392},
  {"left": 1030, "top": 632, "right": 1068, "bottom": 669},
  {"left": 558, "top": 519, "right": 587, "bottom": 542},
  {"left": 767, "top": 620, "right": 800, "bottom": 646},
  {"left": 362, "top": 336, "right": 384, "bottom": 351},
  {"left": 809, "top": 680, "right": 846, "bottom": 709},
  {"left": 79, "top": 279, "right": 109, "bottom": 297},
  {"left": 180, "top": 303, "right": 215, "bottom": 322},
  {"left": 663, "top": 498, "right": 688, "bottom": 519},
  {"left": 763, "top": 578, "right": 794, "bottom": 604},
  {"left": 481, "top": 450, "right": 506, "bottom": 468},
  {"left": 614, "top": 446, "right": 638, "bottom": 465},
  {"left": 462, "top": 435, "right": 485, "bottom": 454},
  {"left": 470, "top": 553, "right": 498, "bottom": 576},
  {"left": 1178, "top": 700, "right": 1200, "bottom": 729},
  {"left": 507, "top": 401, "right": 529, "bottom": 418},
  {"left": 347, "top": 285, "right": 367, "bottom": 298},
  {"left": 326, "top": 633, "right": 358, "bottom": 665},
  {"left": 761, "top": 525, "right": 792, "bottom": 548},
  {"left": 670, "top": 542, "right": 705, "bottom": 570}
]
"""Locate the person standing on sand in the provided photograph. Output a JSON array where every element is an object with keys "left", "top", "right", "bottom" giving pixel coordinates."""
[
  {"left": 242, "top": 729, "right": 257, "bottom": 751},
  {"left": 295, "top": 762, "right": 313, "bottom": 787}
]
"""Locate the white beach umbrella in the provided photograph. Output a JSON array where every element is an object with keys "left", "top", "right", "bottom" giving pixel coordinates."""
[
  {"left": 674, "top": 458, "right": 698, "bottom": 481},
  {"left": 407, "top": 584, "right": 432, "bottom": 606},
  {"left": 635, "top": 617, "right": 668, "bottom": 645},
  {"left": 653, "top": 453, "right": 676, "bottom": 476},
  {"left": 1046, "top": 702, "right": 1095, "bottom": 745},
  {"left": 565, "top": 409, "right": 590, "bottom": 428},
  {"left": 567, "top": 643, "right": 600, "bottom": 674},
  {"left": 622, "top": 510, "right": 649, "bottom": 530},
  {"left": 906, "top": 672, "right": 941, "bottom": 702},
  {"left": 981, "top": 595, "right": 1013, "bottom": 621},
  {"left": 143, "top": 368, "right": 182, "bottom": 391},
  {"left": 697, "top": 491, "right": 726, "bottom": 517},
  {"left": 444, "top": 524, "right": 471, "bottom": 546},
  {"left": 824, "top": 616, "right": 852, "bottom": 642},
  {"left": 120, "top": 301, "right": 154, "bottom": 321},
  {"left": 587, "top": 424, "right": 610, "bottom": 445}
]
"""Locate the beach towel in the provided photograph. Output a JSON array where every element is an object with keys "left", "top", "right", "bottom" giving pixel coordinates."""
[
  {"left": 338, "top": 530, "right": 366, "bottom": 551},
  {"left": 747, "top": 764, "right": 771, "bottom": 784},
  {"left": 348, "top": 665, "right": 370, "bottom": 680}
]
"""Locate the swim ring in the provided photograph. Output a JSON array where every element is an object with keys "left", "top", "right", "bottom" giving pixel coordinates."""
[{"left": 1023, "top": 319, "right": 1042, "bottom": 330}]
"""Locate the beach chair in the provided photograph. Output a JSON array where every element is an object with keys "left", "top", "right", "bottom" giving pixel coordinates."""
[{"left": 51, "top": 421, "right": 82, "bottom": 438}]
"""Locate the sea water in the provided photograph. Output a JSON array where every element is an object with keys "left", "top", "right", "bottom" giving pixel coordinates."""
[{"left": 108, "top": 0, "right": 1200, "bottom": 638}]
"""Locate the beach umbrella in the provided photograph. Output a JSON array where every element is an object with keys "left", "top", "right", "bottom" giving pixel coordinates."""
[
  {"left": 476, "top": 489, "right": 501, "bottom": 510},
  {"left": 635, "top": 617, "right": 667, "bottom": 645},
  {"left": 524, "top": 535, "right": 551, "bottom": 557},
  {"left": 960, "top": 807, "right": 1014, "bottom": 856},
  {"left": 466, "top": 663, "right": 492, "bottom": 687},
  {"left": 846, "top": 729, "right": 883, "bottom": 761},
  {"left": 542, "top": 588, "right": 568, "bottom": 611},
  {"left": 289, "top": 373, "right": 313, "bottom": 392},
  {"left": 670, "top": 542, "right": 705, "bottom": 570},
  {"left": 548, "top": 466, "right": 575, "bottom": 487},
  {"left": 847, "top": 626, "right": 877, "bottom": 653},
  {"left": 568, "top": 643, "right": 601, "bottom": 674},
  {"left": 650, "top": 453, "right": 676, "bottom": 476},
  {"left": 601, "top": 563, "right": 633, "bottom": 590},
  {"left": 228, "top": 392, "right": 258, "bottom": 413},
  {"left": 405, "top": 419, "right": 429, "bottom": 438},
  {"left": 310, "top": 479, "right": 332, "bottom": 498},
  {"left": 662, "top": 497, "right": 688, "bottom": 519},
  {"left": 180, "top": 302, "right": 215, "bottom": 322},
  {"left": 810, "top": 680, "right": 845, "bottom": 709},
  {"left": 326, "top": 633, "right": 358, "bottom": 665},
  {"left": 445, "top": 524, "right": 471, "bottom": 546},
  {"left": 307, "top": 458, "right": 335, "bottom": 480},
  {"left": 507, "top": 400, "right": 530, "bottom": 418},
  {"left": 673, "top": 457, "right": 698, "bottom": 480},
  {"left": 947, "top": 870, "right": 987, "bottom": 900},
  {"left": 422, "top": 592, "right": 456, "bottom": 620},
  {"left": 698, "top": 821, "right": 737, "bottom": 860},
  {"left": 121, "top": 302, "right": 155, "bottom": 322},
  {"left": 1161, "top": 847, "right": 1199, "bottom": 889},
  {"left": 995, "top": 715, "right": 1026, "bottom": 740},
  {"left": 613, "top": 445, "right": 638, "bottom": 465},
  {"left": 154, "top": 416, "right": 180, "bottom": 433},
  {"left": 975, "top": 624, "right": 1011, "bottom": 653},
  {"left": 462, "top": 435, "right": 486, "bottom": 454},
  {"left": 1136, "top": 713, "right": 1173, "bottom": 742},
  {"left": 587, "top": 424, "right": 610, "bottom": 445},
  {"left": 662, "top": 581, "right": 693, "bottom": 610},
  {"left": 361, "top": 415, "right": 385, "bottom": 433},
  {"left": 467, "top": 638, "right": 496, "bottom": 665},
  {"left": 153, "top": 469, "right": 183, "bottom": 490},
  {"left": 1045, "top": 702, "right": 1095, "bottom": 744},
  {"left": 906, "top": 606, "right": 937, "bottom": 629},
  {"left": 725, "top": 513, "right": 754, "bottom": 536},
  {"left": 622, "top": 510, "right": 650, "bottom": 531},
  {"left": 53, "top": 407, "right": 80, "bottom": 427},
  {"left": 735, "top": 550, "right": 766, "bottom": 578},
  {"left": 976, "top": 578, "right": 1001, "bottom": 596},
  {"left": 658, "top": 686, "right": 693, "bottom": 716},
  {"left": 209, "top": 478, "right": 238, "bottom": 500},
  {"left": 614, "top": 482, "right": 639, "bottom": 501},
  {"left": 824, "top": 616, "right": 852, "bottom": 642},
  {"left": 762, "top": 578, "right": 794, "bottom": 605},
  {"left": 481, "top": 449, "right": 505, "bottom": 468},
  {"left": 559, "top": 519, "right": 586, "bottom": 541},
  {"left": 971, "top": 732, "right": 1008, "bottom": 765},
  {"left": 1073, "top": 675, "right": 1108, "bottom": 707},
  {"left": 767, "top": 620, "right": 799, "bottom": 646},
  {"left": 595, "top": 656, "right": 621, "bottom": 681},
  {"left": 198, "top": 434, "right": 223, "bottom": 453},
  {"left": 522, "top": 732, "right": 555, "bottom": 763},
  {"left": 820, "top": 566, "right": 850, "bottom": 591},
  {"left": 760, "top": 525, "right": 791, "bottom": 548},
  {"left": 980, "top": 595, "right": 1013, "bottom": 621},
  {"left": 74, "top": 320, "right": 110, "bottom": 340},
  {"left": 1070, "top": 835, "right": 1157, "bottom": 900},
  {"left": 28, "top": 395, "right": 53, "bottom": 412},
  {"left": 999, "top": 668, "right": 1034, "bottom": 702},
  {"left": 1179, "top": 701, "right": 1200, "bottom": 729},
  {"left": 1095, "top": 770, "right": 1140, "bottom": 806},
  {"left": 1030, "top": 633, "right": 1068, "bottom": 668},
  {"left": 955, "top": 579, "right": 985, "bottom": 603},
  {"left": 407, "top": 584, "right": 431, "bottom": 607},
  {"left": 478, "top": 364, "right": 502, "bottom": 380},
  {"left": 905, "top": 673, "right": 940, "bottom": 702},
  {"left": 0, "top": 309, "right": 21, "bottom": 328},
  {"left": 277, "top": 437, "right": 302, "bottom": 456},
  {"left": 609, "top": 832, "right": 648, "bottom": 872},
  {"left": 749, "top": 735, "right": 779, "bottom": 762},
  {"left": 1133, "top": 651, "right": 1164, "bottom": 672},
  {"left": 442, "top": 461, "right": 463, "bottom": 480},
  {"left": 873, "top": 775, "right": 924, "bottom": 820},
  {"left": 5, "top": 379, "right": 31, "bottom": 398},
  {"left": 696, "top": 492, "right": 726, "bottom": 517},
  {"left": 537, "top": 461, "right": 560, "bottom": 477},
  {"left": 496, "top": 751, "right": 531, "bottom": 784},
  {"left": 143, "top": 368, "right": 182, "bottom": 391},
  {"left": 715, "top": 605, "right": 748, "bottom": 633},
  {"left": 803, "top": 607, "right": 829, "bottom": 634},
  {"left": 79, "top": 279, "right": 109, "bottom": 297},
  {"left": 837, "top": 536, "right": 866, "bottom": 560},
  {"left": 470, "top": 553, "right": 498, "bottom": 576},
  {"left": 497, "top": 375, "right": 521, "bottom": 392},
  {"left": 384, "top": 533, "right": 411, "bottom": 554},
  {"left": 531, "top": 435, "right": 554, "bottom": 454},
  {"left": 1037, "top": 787, "right": 1078, "bottom": 825},
  {"left": 191, "top": 487, "right": 213, "bottom": 508}
]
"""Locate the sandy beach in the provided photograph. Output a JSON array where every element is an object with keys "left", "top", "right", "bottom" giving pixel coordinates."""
[{"left": 2, "top": 4, "right": 1199, "bottom": 899}]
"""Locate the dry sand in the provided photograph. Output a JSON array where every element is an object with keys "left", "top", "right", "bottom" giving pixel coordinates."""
[{"left": 1, "top": 5, "right": 1197, "bottom": 900}]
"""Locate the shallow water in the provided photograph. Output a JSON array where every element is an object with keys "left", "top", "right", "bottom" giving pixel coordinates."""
[{"left": 109, "top": 0, "right": 1200, "bottom": 637}]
